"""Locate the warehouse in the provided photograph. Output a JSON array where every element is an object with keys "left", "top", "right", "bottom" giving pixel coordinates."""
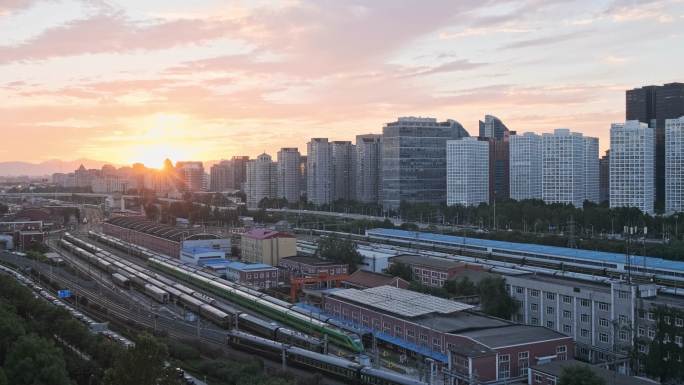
[
  {"left": 323, "top": 285, "right": 573, "bottom": 384},
  {"left": 103, "top": 216, "right": 230, "bottom": 258}
]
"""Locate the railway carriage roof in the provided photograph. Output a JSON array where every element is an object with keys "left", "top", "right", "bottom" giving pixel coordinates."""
[{"left": 367, "top": 228, "right": 684, "bottom": 273}]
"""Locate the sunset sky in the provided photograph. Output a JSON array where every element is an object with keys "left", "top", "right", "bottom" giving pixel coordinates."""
[{"left": 1, "top": 0, "right": 683, "bottom": 167}]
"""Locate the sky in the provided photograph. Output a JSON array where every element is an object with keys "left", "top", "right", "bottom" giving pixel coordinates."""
[{"left": 0, "top": 0, "right": 683, "bottom": 168}]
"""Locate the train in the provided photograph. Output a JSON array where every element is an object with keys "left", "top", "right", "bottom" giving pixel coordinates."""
[
  {"left": 227, "top": 330, "right": 427, "bottom": 385},
  {"left": 0, "top": 264, "right": 135, "bottom": 348},
  {"left": 62, "top": 233, "right": 325, "bottom": 352},
  {"left": 148, "top": 257, "right": 364, "bottom": 353}
]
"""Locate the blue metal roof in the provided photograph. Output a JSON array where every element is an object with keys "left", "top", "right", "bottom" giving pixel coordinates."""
[
  {"left": 200, "top": 258, "right": 231, "bottom": 268},
  {"left": 182, "top": 246, "right": 223, "bottom": 254},
  {"left": 225, "top": 261, "right": 274, "bottom": 271},
  {"left": 366, "top": 228, "right": 684, "bottom": 273}
]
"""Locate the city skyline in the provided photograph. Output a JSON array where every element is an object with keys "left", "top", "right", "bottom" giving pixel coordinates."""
[{"left": 2, "top": 1, "right": 684, "bottom": 167}]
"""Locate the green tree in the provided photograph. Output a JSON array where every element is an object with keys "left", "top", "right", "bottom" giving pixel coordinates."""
[
  {"left": 0, "top": 305, "right": 25, "bottom": 363},
  {"left": 4, "top": 334, "right": 72, "bottom": 385},
  {"left": 477, "top": 276, "right": 518, "bottom": 319},
  {"left": 317, "top": 235, "right": 363, "bottom": 272},
  {"left": 103, "top": 333, "right": 182, "bottom": 385},
  {"left": 558, "top": 365, "right": 606, "bottom": 385},
  {"left": 444, "top": 277, "right": 477, "bottom": 297},
  {"left": 0, "top": 368, "right": 7, "bottom": 385},
  {"left": 385, "top": 262, "right": 413, "bottom": 282}
]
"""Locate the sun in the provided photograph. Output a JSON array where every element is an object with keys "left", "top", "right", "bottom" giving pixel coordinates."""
[{"left": 122, "top": 113, "right": 204, "bottom": 168}]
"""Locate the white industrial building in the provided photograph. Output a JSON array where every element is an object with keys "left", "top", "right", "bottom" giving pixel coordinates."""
[
  {"left": 510, "top": 132, "right": 542, "bottom": 200},
  {"left": 666, "top": 117, "right": 684, "bottom": 214},
  {"left": 446, "top": 137, "right": 489, "bottom": 207},
  {"left": 609, "top": 121, "right": 655, "bottom": 215}
]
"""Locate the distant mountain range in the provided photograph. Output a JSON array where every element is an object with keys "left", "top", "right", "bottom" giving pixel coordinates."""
[
  {"left": 0, "top": 159, "right": 224, "bottom": 177},
  {"left": 0, "top": 159, "right": 117, "bottom": 177}
]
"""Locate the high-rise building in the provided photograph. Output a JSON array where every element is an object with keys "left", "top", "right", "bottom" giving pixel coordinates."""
[
  {"left": 626, "top": 83, "right": 684, "bottom": 208},
  {"left": 175, "top": 161, "right": 205, "bottom": 192},
  {"left": 510, "top": 132, "right": 542, "bottom": 200},
  {"left": 584, "top": 137, "right": 599, "bottom": 204},
  {"left": 665, "top": 117, "right": 684, "bottom": 214},
  {"left": 245, "top": 153, "right": 277, "bottom": 209},
  {"left": 356, "top": 134, "right": 382, "bottom": 204},
  {"left": 230, "top": 156, "right": 250, "bottom": 191},
  {"left": 381, "top": 117, "right": 469, "bottom": 211},
  {"left": 479, "top": 115, "right": 513, "bottom": 203},
  {"left": 307, "top": 138, "right": 332, "bottom": 205},
  {"left": 276, "top": 148, "right": 301, "bottom": 203},
  {"left": 209, "top": 160, "right": 232, "bottom": 192},
  {"left": 446, "top": 137, "right": 489, "bottom": 207},
  {"left": 299, "top": 156, "right": 307, "bottom": 199},
  {"left": 331, "top": 141, "right": 356, "bottom": 201},
  {"left": 609, "top": 121, "right": 654, "bottom": 215},
  {"left": 541, "top": 129, "right": 596, "bottom": 207},
  {"left": 599, "top": 151, "right": 610, "bottom": 205}
]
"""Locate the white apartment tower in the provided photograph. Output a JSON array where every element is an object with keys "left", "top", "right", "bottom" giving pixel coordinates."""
[
  {"left": 446, "top": 138, "right": 489, "bottom": 207},
  {"left": 245, "top": 153, "right": 278, "bottom": 209},
  {"left": 665, "top": 117, "right": 684, "bottom": 214},
  {"left": 541, "top": 129, "right": 596, "bottom": 207},
  {"left": 510, "top": 132, "right": 542, "bottom": 200},
  {"left": 355, "top": 134, "right": 382, "bottom": 204},
  {"left": 277, "top": 148, "right": 301, "bottom": 204},
  {"left": 609, "top": 121, "right": 654, "bottom": 215},
  {"left": 331, "top": 141, "right": 356, "bottom": 201},
  {"left": 307, "top": 138, "right": 332, "bottom": 205}
]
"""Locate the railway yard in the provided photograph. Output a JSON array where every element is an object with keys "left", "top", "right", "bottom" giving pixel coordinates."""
[{"left": 0, "top": 229, "right": 430, "bottom": 385}]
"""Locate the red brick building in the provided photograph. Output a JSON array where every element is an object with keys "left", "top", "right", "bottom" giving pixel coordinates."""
[
  {"left": 279, "top": 256, "right": 348, "bottom": 277},
  {"left": 323, "top": 285, "right": 573, "bottom": 384},
  {"left": 390, "top": 254, "right": 485, "bottom": 288},
  {"left": 529, "top": 360, "right": 652, "bottom": 385},
  {"left": 342, "top": 270, "right": 410, "bottom": 290}
]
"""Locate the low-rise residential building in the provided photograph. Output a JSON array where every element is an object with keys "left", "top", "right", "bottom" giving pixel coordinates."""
[
  {"left": 240, "top": 228, "right": 296, "bottom": 266},
  {"left": 389, "top": 254, "right": 485, "bottom": 288}
]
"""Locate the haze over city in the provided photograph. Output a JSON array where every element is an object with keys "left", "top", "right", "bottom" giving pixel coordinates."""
[{"left": 2, "top": 0, "right": 684, "bottom": 168}]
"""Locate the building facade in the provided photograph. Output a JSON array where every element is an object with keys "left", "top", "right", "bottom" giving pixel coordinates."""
[
  {"left": 584, "top": 137, "right": 600, "bottom": 204},
  {"left": 381, "top": 117, "right": 469, "bottom": 211},
  {"left": 240, "top": 228, "right": 296, "bottom": 266},
  {"left": 599, "top": 151, "right": 610, "bottom": 205},
  {"left": 355, "top": 134, "right": 382, "bottom": 204},
  {"left": 626, "top": 83, "right": 684, "bottom": 208},
  {"left": 331, "top": 141, "right": 356, "bottom": 201},
  {"left": 666, "top": 117, "right": 684, "bottom": 214},
  {"left": 209, "top": 160, "right": 233, "bottom": 192},
  {"left": 510, "top": 132, "right": 542, "bottom": 201},
  {"left": 609, "top": 121, "right": 655, "bottom": 214},
  {"left": 279, "top": 256, "right": 349, "bottom": 277},
  {"left": 390, "top": 254, "right": 484, "bottom": 288},
  {"left": 245, "top": 154, "right": 278, "bottom": 209},
  {"left": 446, "top": 137, "right": 489, "bottom": 207},
  {"left": 277, "top": 147, "right": 301, "bottom": 204},
  {"left": 541, "top": 129, "right": 594, "bottom": 207},
  {"left": 479, "top": 115, "right": 512, "bottom": 203},
  {"left": 307, "top": 138, "right": 332, "bottom": 205},
  {"left": 175, "top": 161, "right": 205, "bottom": 192},
  {"left": 224, "top": 261, "right": 279, "bottom": 288}
]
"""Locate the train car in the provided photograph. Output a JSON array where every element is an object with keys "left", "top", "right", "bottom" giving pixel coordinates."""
[
  {"left": 360, "top": 367, "right": 429, "bottom": 385},
  {"left": 112, "top": 273, "right": 131, "bottom": 288},
  {"left": 178, "top": 293, "right": 204, "bottom": 312},
  {"left": 286, "top": 346, "right": 361, "bottom": 381},
  {"left": 226, "top": 330, "right": 283, "bottom": 360},
  {"left": 199, "top": 304, "right": 231, "bottom": 327},
  {"left": 144, "top": 284, "right": 169, "bottom": 303},
  {"left": 276, "top": 328, "right": 325, "bottom": 353}
]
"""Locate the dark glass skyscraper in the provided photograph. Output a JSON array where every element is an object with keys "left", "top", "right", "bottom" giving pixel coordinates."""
[
  {"left": 599, "top": 150, "right": 610, "bottom": 205},
  {"left": 479, "top": 115, "right": 512, "bottom": 203},
  {"left": 381, "top": 117, "right": 468, "bottom": 211},
  {"left": 626, "top": 83, "right": 684, "bottom": 208}
]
